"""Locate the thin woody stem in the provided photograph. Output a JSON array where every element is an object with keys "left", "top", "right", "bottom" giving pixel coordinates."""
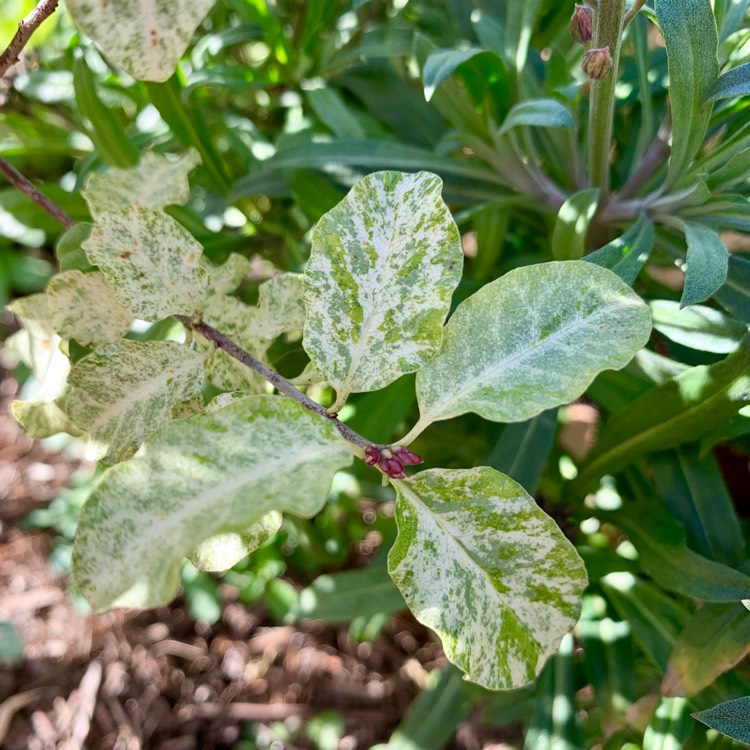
[
  {"left": 0, "top": 155, "right": 74, "bottom": 228},
  {"left": 175, "top": 315, "right": 377, "bottom": 455},
  {"left": 0, "top": 0, "right": 61, "bottom": 78}
]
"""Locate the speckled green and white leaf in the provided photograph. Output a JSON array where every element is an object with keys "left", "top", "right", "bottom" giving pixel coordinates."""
[
  {"left": 172, "top": 395, "right": 205, "bottom": 421},
  {"left": 288, "top": 360, "right": 325, "bottom": 387},
  {"left": 303, "top": 171, "right": 463, "bottom": 410},
  {"left": 411, "top": 262, "right": 651, "bottom": 433},
  {"left": 12, "top": 399, "right": 84, "bottom": 440},
  {"left": 388, "top": 467, "right": 586, "bottom": 690},
  {"left": 249, "top": 273, "right": 306, "bottom": 340},
  {"left": 82, "top": 151, "right": 200, "bottom": 218},
  {"left": 46, "top": 271, "right": 132, "bottom": 348},
  {"left": 67, "top": 340, "right": 205, "bottom": 464},
  {"left": 83, "top": 206, "right": 208, "bottom": 320},
  {"left": 72, "top": 395, "right": 353, "bottom": 610},
  {"left": 66, "top": 0, "right": 216, "bottom": 82},
  {"left": 190, "top": 512, "right": 282, "bottom": 571},
  {"left": 202, "top": 293, "right": 255, "bottom": 338},
  {"left": 6, "top": 294, "right": 70, "bottom": 403},
  {"left": 204, "top": 253, "right": 251, "bottom": 295}
]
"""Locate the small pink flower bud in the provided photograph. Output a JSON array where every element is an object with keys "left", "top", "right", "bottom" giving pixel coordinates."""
[
  {"left": 380, "top": 457, "right": 406, "bottom": 479},
  {"left": 393, "top": 446, "right": 423, "bottom": 466},
  {"left": 364, "top": 446, "right": 380, "bottom": 466},
  {"left": 569, "top": 4, "right": 593, "bottom": 44},
  {"left": 582, "top": 45, "right": 613, "bottom": 80}
]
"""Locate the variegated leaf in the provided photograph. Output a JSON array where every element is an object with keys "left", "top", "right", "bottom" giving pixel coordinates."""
[
  {"left": 11, "top": 399, "right": 84, "bottom": 440},
  {"left": 407, "top": 262, "right": 651, "bottom": 438},
  {"left": 46, "top": 271, "right": 132, "bottom": 347},
  {"left": 82, "top": 152, "right": 200, "bottom": 219},
  {"left": 190, "top": 512, "right": 283, "bottom": 571},
  {"left": 83, "top": 206, "right": 208, "bottom": 320},
  {"left": 303, "top": 171, "right": 463, "bottom": 411},
  {"left": 67, "top": 340, "right": 205, "bottom": 464},
  {"left": 388, "top": 467, "right": 587, "bottom": 690},
  {"left": 72, "top": 395, "right": 353, "bottom": 610},
  {"left": 65, "top": 0, "right": 216, "bottom": 82},
  {"left": 250, "top": 273, "right": 306, "bottom": 340},
  {"left": 204, "top": 253, "right": 251, "bottom": 295}
]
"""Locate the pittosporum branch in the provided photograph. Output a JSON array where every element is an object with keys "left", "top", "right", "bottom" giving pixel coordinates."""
[
  {"left": 174, "top": 316, "right": 423, "bottom": 479},
  {"left": 0, "top": 0, "right": 61, "bottom": 78}
]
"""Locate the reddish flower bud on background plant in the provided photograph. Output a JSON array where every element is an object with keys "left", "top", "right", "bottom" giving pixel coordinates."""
[
  {"left": 570, "top": 3, "right": 593, "bottom": 44},
  {"left": 582, "top": 45, "right": 613, "bottom": 80}
]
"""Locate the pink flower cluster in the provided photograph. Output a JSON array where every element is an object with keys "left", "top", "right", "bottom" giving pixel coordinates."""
[{"left": 364, "top": 445, "right": 423, "bottom": 479}]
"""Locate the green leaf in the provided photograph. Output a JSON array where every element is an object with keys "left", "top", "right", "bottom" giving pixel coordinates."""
[
  {"left": 0, "top": 622, "right": 24, "bottom": 667},
  {"left": 680, "top": 221, "right": 729, "bottom": 307},
  {"left": 409, "top": 262, "right": 651, "bottom": 437},
  {"left": 11, "top": 399, "right": 83, "bottom": 440},
  {"left": 551, "top": 189, "right": 599, "bottom": 262},
  {"left": 388, "top": 467, "right": 587, "bottom": 690},
  {"left": 584, "top": 215, "right": 654, "bottom": 285},
  {"left": 67, "top": 340, "right": 205, "bottom": 464},
  {"left": 83, "top": 207, "right": 208, "bottom": 320},
  {"left": 505, "top": 0, "right": 543, "bottom": 72},
  {"left": 651, "top": 300, "right": 747, "bottom": 353},
  {"left": 576, "top": 338, "right": 750, "bottom": 490},
  {"left": 55, "top": 223, "right": 95, "bottom": 273},
  {"left": 374, "top": 667, "right": 473, "bottom": 750},
  {"left": 498, "top": 98, "right": 576, "bottom": 138},
  {"left": 422, "top": 47, "right": 490, "bottom": 101},
  {"left": 304, "top": 84, "right": 365, "bottom": 140},
  {"left": 189, "top": 512, "right": 282, "bottom": 572},
  {"left": 66, "top": 0, "right": 216, "bottom": 82},
  {"left": 655, "top": 0, "right": 719, "bottom": 185},
  {"left": 72, "top": 395, "right": 353, "bottom": 610},
  {"left": 296, "top": 564, "right": 405, "bottom": 623},
  {"left": 82, "top": 151, "right": 200, "bottom": 219},
  {"left": 303, "top": 171, "right": 463, "bottom": 410},
  {"left": 694, "top": 697, "right": 750, "bottom": 744},
  {"left": 715, "top": 254, "right": 750, "bottom": 324},
  {"left": 664, "top": 603, "right": 750, "bottom": 697},
  {"left": 706, "top": 62, "right": 750, "bottom": 102},
  {"left": 643, "top": 698, "right": 693, "bottom": 749},
  {"left": 46, "top": 271, "right": 132, "bottom": 348}
]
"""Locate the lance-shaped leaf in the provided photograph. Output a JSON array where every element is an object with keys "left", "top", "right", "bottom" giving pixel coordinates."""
[
  {"left": 408, "top": 262, "right": 650, "bottom": 437},
  {"left": 388, "top": 467, "right": 587, "bottom": 690},
  {"left": 498, "top": 98, "right": 576, "bottom": 138},
  {"left": 551, "top": 189, "right": 599, "bottom": 261},
  {"left": 694, "top": 698, "right": 750, "bottom": 744},
  {"left": 706, "top": 62, "right": 750, "bottom": 103},
  {"left": 585, "top": 215, "right": 654, "bottom": 285},
  {"left": 190, "top": 512, "right": 283, "bottom": 572},
  {"left": 67, "top": 340, "right": 205, "bottom": 464},
  {"left": 66, "top": 0, "right": 216, "bottom": 83},
  {"left": 82, "top": 151, "right": 200, "bottom": 218},
  {"left": 680, "top": 220, "right": 729, "bottom": 307},
  {"left": 72, "top": 395, "right": 353, "bottom": 610},
  {"left": 655, "top": 0, "right": 718, "bottom": 185},
  {"left": 83, "top": 206, "right": 208, "bottom": 320},
  {"left": 303, "top": 171, "right": 463, "bottom": 411},
  {"left": 46, "top": 271, "right": 132, "bottom": 348},
  {"left": 249, "top": 273, "right": 306, "bottom": 340}
]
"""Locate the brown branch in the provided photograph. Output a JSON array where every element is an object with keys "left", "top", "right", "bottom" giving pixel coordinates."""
[
  {"left": 0, "top": 0, "right": 61, "bottom": 78},
  {"left": 0, "top": 155, "right": 74, "bottom": 228}
]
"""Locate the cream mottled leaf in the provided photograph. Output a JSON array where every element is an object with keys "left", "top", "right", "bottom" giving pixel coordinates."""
[
  {"left": 304, "top": 171, "right": 463, "bottom": 410},
  {"left": 250, "top": 273, "right": 306, "bottom": 340},
  {"left": 66, "top": 0, "right": 216, "bottom": 82},
  {"left": 72, "top": 395, "right": 353, "bottom": 610},
  {"left": 82, "top": 152, "right": 200, "bottom": 218},
  {"left": 46, "top": 271, "right": 132, "bottom": 347},
  {"left": 190, "top": 512, "right": 283, "bottom": 572},
  {"left": 411, "top": 262, "right": 651, "bottom": 434},
  {"left": 204, "top": 253, "right": 251, "bottom": 295},
  {"left": 388, "top": 467, "right": 587, "bottom": 690},
  {"left": 67, "top": 340, "right": 205, "bottom": 464},
  {"left": 83, "top": 206, "right": 208, "bottom": 320},
  {"left": 12, "top": 399, "right": 84, "bottom": 440}
]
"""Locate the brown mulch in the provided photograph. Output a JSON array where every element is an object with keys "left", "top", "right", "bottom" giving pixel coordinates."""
[{"left": 0, "top": 368, "right": 517, "bottom": 750}]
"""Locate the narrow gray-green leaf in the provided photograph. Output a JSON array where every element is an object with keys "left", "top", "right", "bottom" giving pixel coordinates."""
[
  {"left": 67, "top": 340, "right": 205, "bottom": 464},
  {"left": 584, "top": 215, "right": 654, "bottom": 285},
  {"left": 410, "top": 262, "right": 651, "bottom": 437},
  {"left": 551, "top": 189, "right": 599, "bottom": 262},
  {"left": 706, "top": 62, "right": 750, "bottom": 103},
  {"left": 189, "top": 512, "right": 282, "bottom": 572},
  {"left": 680, "top": 220, "right": 729, "bottom": 307},
  {"left": 651, "top": 299, "right": 747, "bottom": 353},
  {"left": 82, "top": 151, "right": 200, "bottom": 219},
  {"left": 46, "top": 271, "right": 132, "bottom": 348},
  {"left": 655, "top": 0, "right": 719, "bottom": 184},
  {"left": 66, "top": 0, "right": 216, "bottom": 82},
  {"left": 694, "top": 697, "right": 750, "bottom": 743},
  {"left": 303, "top": 171, "right": 463, "bottom": 410},
  {"left": 83, "top": 206, "right": 208, "bottom": 320},
  {"left": 72, "top": 395, "right": 352, "bottom": 610},
  {"left": 422, "top": 47, "right": 486, "bottom": 101},
  {"left": 388, "top": 467, "right": 587, "bottom": 690},
  {"left": 498, "top": 99, "right": 576, "bottom": 138},
  {"left": 643, "top": 698, "right": 692, "bottom": 749}
]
